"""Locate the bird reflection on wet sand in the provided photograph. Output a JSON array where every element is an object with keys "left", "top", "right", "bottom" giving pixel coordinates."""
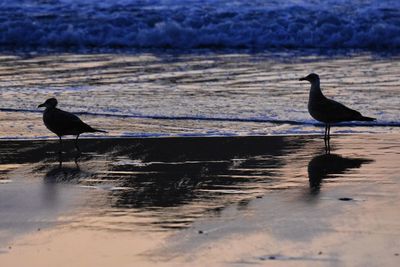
[
  {"left": 44, "top": 152, "right": 82, "bottom": 184},
  {"left": 41, "top": 152, "right": 97, "bottom": 206},
  {"left": 308, "top": 151, "right": 373, "bottom": 195}
]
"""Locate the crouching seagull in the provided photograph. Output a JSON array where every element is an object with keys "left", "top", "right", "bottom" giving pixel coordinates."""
[
  {"left": 38, "top": 98, "right": 106, "bottom": 151},
  {"left": 299, "top": 73, "right": 375, "bottom": 143}
]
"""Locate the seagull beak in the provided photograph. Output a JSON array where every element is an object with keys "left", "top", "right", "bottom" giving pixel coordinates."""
[{"left": 38, "top": 103, "right": 45, "bottom": 108}]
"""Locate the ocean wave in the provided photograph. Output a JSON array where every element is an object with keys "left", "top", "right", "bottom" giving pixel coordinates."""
[
  {"left": 0, "top": 0, "right": 399, "bottom": 51},
  {"left": 2, "top": 107, "right": 399, "bottom": 127}
]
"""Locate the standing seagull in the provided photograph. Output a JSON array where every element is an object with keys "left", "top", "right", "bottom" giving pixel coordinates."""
[
  {"left": 38, "top": 98, "right": 106, "bottom": 151},
  {"left": 299, "top": 73, "right": 375, "bottom": 142}
]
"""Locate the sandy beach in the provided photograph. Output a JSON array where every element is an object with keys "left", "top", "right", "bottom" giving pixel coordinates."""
[{"left": 0, "top": 134, "right": 399, "bottom": 266}]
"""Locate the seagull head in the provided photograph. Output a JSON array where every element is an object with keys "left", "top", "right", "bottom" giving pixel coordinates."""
[
  {"left": 299, "top": 73, "right": 320, "bottom": 84},
  {"left": 38, "top": 98, "right": 58, "bottom": 109}
]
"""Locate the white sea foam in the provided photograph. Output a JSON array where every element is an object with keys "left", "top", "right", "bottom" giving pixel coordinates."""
[{"left": 0, "top": 0, "right": 399, "bottom": 51}]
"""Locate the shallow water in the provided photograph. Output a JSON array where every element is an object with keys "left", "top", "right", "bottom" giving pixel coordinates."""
[
  {"left": 0, "top": 135, "right": 399, "bottom": 266},
  {"left": 0, "top": 52, "right": 399, "bottom": 139}
]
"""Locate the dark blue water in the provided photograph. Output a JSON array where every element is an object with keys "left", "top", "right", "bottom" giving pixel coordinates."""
[{"left": 0, "top": 0, "right": 399, "bottom": 52}]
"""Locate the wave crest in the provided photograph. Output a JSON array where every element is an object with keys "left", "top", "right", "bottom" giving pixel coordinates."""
[{"left": 0, "top": 0, "right": 399, "bottom": 51}]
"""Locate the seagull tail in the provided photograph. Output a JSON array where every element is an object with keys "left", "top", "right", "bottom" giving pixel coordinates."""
[
  {"left": 87, "top": 126, "right": 107, "bottom": 133},
  {"left": 83, "top": 123, "right": 107, "bottom": 133},
  {"left": 92, "top": 128, "right": 108, "bottom": 133},
  {"left": 357, "top": 116, "right": 376, "bottom": 122}
]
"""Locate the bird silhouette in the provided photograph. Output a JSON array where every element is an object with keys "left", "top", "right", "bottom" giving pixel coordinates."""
[
  {"left": 38, "top": 98, "right": 106, "bottom": 151},
  {"left": 299, "top": 73, "right": 375, "bottom": 143}
]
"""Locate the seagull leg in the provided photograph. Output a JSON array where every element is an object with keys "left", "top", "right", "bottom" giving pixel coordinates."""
[
  {"left": 74, "top": 153, "right": 81, "bottom": 170},
  {"left": 58, "top": 136, "right": 63, "bottom": 154},
  {"left": 324, "top": 124, "right": 328, "bottom": 151},
  {"left": 326, "top": 124, "right": 331, "bottom": 154},
  {"left": 75, "top": 134, "right": 81, "bottom": 153},
  {"left": 325, "top": 141, "right": 331, "bottom": 154},
  {"left": 327, "top": 124, "right": 331, "bottom": 140}
]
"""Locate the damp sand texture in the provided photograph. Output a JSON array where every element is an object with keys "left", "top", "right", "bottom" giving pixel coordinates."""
[{"left": 0, "top": 135, "right": 399, "bottom": 266}]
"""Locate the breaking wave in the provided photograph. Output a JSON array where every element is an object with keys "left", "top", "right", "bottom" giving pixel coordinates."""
[{"left": 0, "top": 0, "right": 399, "bottom": 51}]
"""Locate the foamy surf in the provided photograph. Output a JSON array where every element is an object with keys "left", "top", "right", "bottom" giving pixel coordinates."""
[{"left": 0, "top": 0, "right": 399, "bottom": 51}]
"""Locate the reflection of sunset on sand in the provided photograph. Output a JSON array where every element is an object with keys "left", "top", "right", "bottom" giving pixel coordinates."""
[{"left": 0, "top": 134, "right": 399, "bottom": 266}]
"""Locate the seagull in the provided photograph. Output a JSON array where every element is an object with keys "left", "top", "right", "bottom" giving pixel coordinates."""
[
  {"left": 38, "top": 98, "right": 106, "bottom": 151},
  {"left": 299, "top": 73, "right": 375, "bottom": 142}
]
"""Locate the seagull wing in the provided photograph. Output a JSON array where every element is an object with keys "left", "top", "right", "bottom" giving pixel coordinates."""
[
  {"left": 50, "top": 108, "right": 93, "bottom": 135},
  {"left": 323, "top": 98, "right": 363, "bottom": 122}
]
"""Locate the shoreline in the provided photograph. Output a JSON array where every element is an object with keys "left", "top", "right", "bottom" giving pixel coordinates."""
[
  {"left": 1, "top": 108, "right": 396, "bottom": 127},
  {"left": 0, "top": 130, "right": 395, "bottom": 142}
]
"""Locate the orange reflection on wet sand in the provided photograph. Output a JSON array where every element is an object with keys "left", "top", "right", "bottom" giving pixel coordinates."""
[{"left": 0, "top": 135, "right": 399, "bottom": 266}]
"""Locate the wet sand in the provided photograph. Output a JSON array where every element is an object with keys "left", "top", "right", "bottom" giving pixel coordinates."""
[{"left": 0, "top": 134, "right": 399, "bottom": 266}]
